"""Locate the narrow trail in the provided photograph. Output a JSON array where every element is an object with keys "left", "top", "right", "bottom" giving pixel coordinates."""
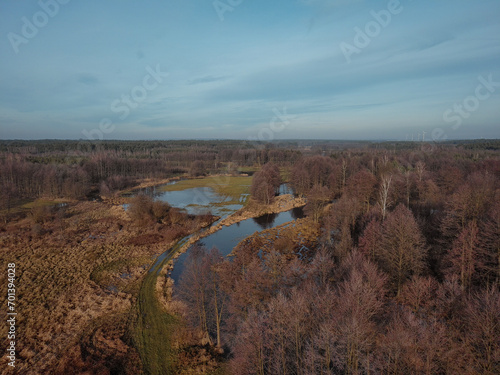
[{"left": 132, "top": 237, "right": 190, "bottom": 375}]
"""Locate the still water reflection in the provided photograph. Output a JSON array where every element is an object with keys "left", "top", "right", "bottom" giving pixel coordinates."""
[{"left": 170, "top": 206, "right": 304, "bottom": 283}]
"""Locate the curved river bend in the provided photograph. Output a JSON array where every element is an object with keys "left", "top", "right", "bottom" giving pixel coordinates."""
[
  {"left": 131, "top": 181, "right": 301, "bottom": 278},
  {"left": 131, "top": 180, "right": 302, "bottom": 374},
  {"left": 169, "top": 206, "right": 303, "bottom": 282}
]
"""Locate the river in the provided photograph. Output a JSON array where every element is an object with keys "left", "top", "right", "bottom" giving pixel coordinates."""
[
  {"left": 130, "top": 179, "right": 302, "bottom": 374},
  {"left": 170, "top": 206, "right": 304, "bottom": 283},
  {"left": 138, "top": 181, "right": 303, "bottom": 280}
]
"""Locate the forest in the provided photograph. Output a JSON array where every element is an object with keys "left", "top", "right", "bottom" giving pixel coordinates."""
[
  {"left": 175, "top": 142, "right": 500, "bottom": 374},
  {"left": 0, "top": 139, "right": 499, "bottom": 374}
]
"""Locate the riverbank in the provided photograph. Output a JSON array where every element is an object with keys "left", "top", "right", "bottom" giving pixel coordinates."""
[
  {"left": 155, "top": 194, "right": 306, "bottom": 312},
  {"left": 157, "top": 175, "right": 252, "bottom": 206},
  {"left": 173, "top": 194, "right": 305, "bottom": 261},
  {"left": 147, "top": 194, "right": 306, "bottom": 372},
  {"left": 122, "top": 182, "right": 304, "bottom": 372},
  {"left": 102, "top": 176, "right": 185, "bottom": 205}
]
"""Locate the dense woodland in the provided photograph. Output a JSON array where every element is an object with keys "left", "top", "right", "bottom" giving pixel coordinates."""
[
  {"left": 0, "top": 140, "right": 303, "bottom": 215},
  {"left": 174, "top": 141, "right": 500, "bottom": 374},
  {"left": 1, "top": 139, "right": 499, "bottom": 374},
  {"left": 1, "top": 139, "right": 498, "bottom": 212}
]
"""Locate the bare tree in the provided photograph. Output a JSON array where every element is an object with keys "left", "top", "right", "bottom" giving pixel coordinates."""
[
  {"left": 305, "top": 185, "right": 330, "bottom": 223},
  {"left": 251, "top": 162, "right": 281, "bottom": 204},
  {"left": 445, "top": 221, "right": 480, "bottom": 292},
  {"left": 464, "top": 286, "right": 500, "bottom": 374},
  {"left": 378, "top": 174, "right": 393, "bottom": 221},
  {"left": 376, "top": 307, "right": 450, "bottom": 374},
  {"left": 441, "top": 172, "right": 496, "bottom": 240},
  {"left": 335, "top": 251, "right": 387, "bottom": 373},
  {"left": 341, "top": 158, "right": 347, "bottom": 193},
  {"left": 478, "top": 200, "right": 500, "bottom": 286},
  {"left": 177, "top": 245, "right": 227, "bottom": 347},
  {"left": 358, "top": 218, "right": 382, "bottom": 261},
  {"left": 415, "top": 161, "right": 426, "bottom": 183},
  {"left": 190, "top": 160, "right": 206, "bottom": 177},
  {"left": 230, "top": 309, "right": 268, "bottom": 375},
  {"left": 378, "top": 204, "right": 428, "bottom": 296},
  {"left": 346, "top": 169, "right": 376, "bottom": 213}
]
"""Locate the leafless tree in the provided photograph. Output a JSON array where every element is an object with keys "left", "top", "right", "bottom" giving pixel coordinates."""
[
  {"left": 378, "top": 174, "right": 392, "bottom": 221},
  {"left": 378, "top": 204, "right": 428, "bottom": 296}
]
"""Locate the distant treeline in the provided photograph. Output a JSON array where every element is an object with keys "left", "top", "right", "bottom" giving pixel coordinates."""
[
  {"left": 1, "top": 139, "right": 499, "bottom": 212},
  {"left": 2, "top": 138, "right": 499, "bottom": 154},
  {"left": 0, "top": 140, "right": 302, "bottom": 213}
]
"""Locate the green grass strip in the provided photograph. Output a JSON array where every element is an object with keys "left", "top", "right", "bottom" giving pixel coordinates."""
[
  {"left": 132, "top": 238, "right": 188, "bottom": 374},
  {"left": 159, "top": 176, "right": 252, "bottom": 205}
]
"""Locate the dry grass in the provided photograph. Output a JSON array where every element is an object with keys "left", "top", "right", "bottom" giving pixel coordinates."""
[
  {"left": 0, "top": 199, "right": 211, "bottom": 374},
  {"left": 233, "top": 217, "right": 320, "bottom": 258}
]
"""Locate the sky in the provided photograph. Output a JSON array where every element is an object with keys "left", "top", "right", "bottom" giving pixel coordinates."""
[{"left": 0, "top": 0, "right": 499, "bottom": 141}]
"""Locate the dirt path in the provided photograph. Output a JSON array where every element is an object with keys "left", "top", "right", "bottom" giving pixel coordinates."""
[{"left": 132, "top": 237, "right": 190, "bottom": 374}]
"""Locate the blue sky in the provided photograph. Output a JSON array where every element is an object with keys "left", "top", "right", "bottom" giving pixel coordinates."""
[{"left": 0, "top": 0, "right": 499, "bottom": 140}]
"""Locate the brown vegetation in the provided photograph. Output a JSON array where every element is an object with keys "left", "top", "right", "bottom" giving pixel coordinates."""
[
  {"left": 250, "top": 162, "right": 281, "bottom": 204},
  {"left": 1, "top": 139, "right": 500, "bottom": 374},
  {"left": 0, "top": 196, "right": 214, "bottom": 373},
  {"left": 174, "top": 143, "right": 500, "bottom": 374}
]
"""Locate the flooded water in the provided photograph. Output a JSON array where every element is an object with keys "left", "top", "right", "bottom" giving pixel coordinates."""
[
  {"left": 131, "top": 179, "right": 303, "bottom": 281},
  {"left": 127, "top": 181, "right": 293, "bottom": 218},
  {"left": 125, "top": 180, "right": 243, "bottom": 216},
  {"left": 155, "top": 187, "right": 239, "bottom": 216},
  {"left": 133, "top": 178, "right": 303, "bottom": 371}
]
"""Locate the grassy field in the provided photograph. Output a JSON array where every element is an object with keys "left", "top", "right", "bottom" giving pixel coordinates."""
[
  {"left": 0, "top": 198, "right": 67, "bottom": 217},
  {"left": 0, "top": 197, "right": 218, "bottom": 373},
  {"left": 132, "top": 238, "right": 189, "bottom": 375},
  {"left": 280, "top": 167, "right": 291, "bottom": 182},
  {"left": 0, "top": 201, "right": 149, "bottom": 372},
  {"left": 128, "top": 175, "right": 255, "bottom": 373},
  {"left": 159, "top": 176, "right": 252, "bottom": 205},
  {"left": 20, "top": 198, "right": 67, "bottom": 209}
]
